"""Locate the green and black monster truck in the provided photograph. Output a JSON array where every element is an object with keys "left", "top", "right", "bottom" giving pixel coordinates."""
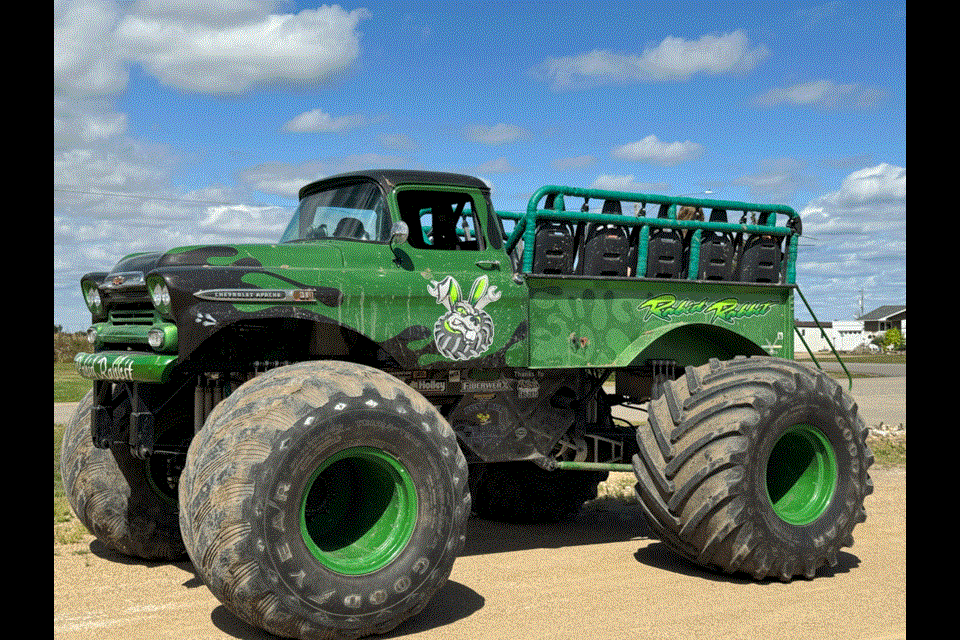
[{"left": 62, "top": 169, "right": 872, "bottom": 640}]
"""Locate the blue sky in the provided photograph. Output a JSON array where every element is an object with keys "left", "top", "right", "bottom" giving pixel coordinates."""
[{"left": 55, "top": 0, "right": 906, "bottom": 332}]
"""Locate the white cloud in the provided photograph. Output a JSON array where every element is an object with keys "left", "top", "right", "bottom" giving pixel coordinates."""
[
  {"left": 590, "top": 174, "right": 666, "bottom": 193},
  {"left": 833, "top": 163, "right": 906, "bottom": 204},
  {"left": 477, "top": 157, "right": 520, "bottom": 173},
  {"left": 540, "top": 30, "right": 769, "bottom": 88},
  {"left": 465, "top": 123, "right": 527, "bottom": 145},
  {"left": 54, "top": 0, "right": 128, "bottom": 97},
  {"left": 282, "top": 109, "right": 366, "bottom": 133},
  {"left": 115, "top": 4, "right": 370, "bottom": 94},
  {"left": 613, "top": 135, "right": 704, "bottom": 166},
  {"left": 238, "top": 154, "right": 410, "bottom": 199},
  {"left": 198, "top": 204, "right": 289, "bottom": 240},
  {"left": 54, "top": 97, "right": 176, "bottom": 207},
  {"left": 55, "top": 0, "right": 370, "bottom": 97},
  {"left": 736, "top": 157, "right": 810, "bottom": 202},
  {"left": 755, "top": 79, "right": 885, "bottom": 110},
  {"left": 796, "top": 163, "right": 906, "bottom": 320}
]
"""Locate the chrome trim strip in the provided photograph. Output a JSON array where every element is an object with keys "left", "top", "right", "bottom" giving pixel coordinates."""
[
  {"left": 194, "top": 288, "right": 318, "bottom": 303},
  {"left": 101, "top": 271, "right": 146, "bottom": 290}
]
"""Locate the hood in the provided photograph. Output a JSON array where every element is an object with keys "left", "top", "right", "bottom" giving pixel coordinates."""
[{"left": 155, "top": 243, "right": 343, "bottom": 270}]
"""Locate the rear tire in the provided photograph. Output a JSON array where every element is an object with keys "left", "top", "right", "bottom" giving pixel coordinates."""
[
  {"left": 178, "top": 361, "right": 470, "bottom": 640},
  {"left": 632, "top": 356, "right": 874, "bottom": 581}
]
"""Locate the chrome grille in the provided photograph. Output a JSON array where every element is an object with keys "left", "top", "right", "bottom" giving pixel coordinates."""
[{"left": 109, "top": 305, "right": 158, "bottom": 326}]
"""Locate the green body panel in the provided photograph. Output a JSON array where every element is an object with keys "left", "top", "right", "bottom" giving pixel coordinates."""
[
  {"left": 76, "top": 171, "right": 817, "bottom": 385},
  {"left": 526, "top": 276, "right": 793, "bottom": 368},
  {"left": 156, "top": 186, "right": 529, "bottom": 369}
]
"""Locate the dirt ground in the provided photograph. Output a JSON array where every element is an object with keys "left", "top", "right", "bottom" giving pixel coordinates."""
[
  {"left": 54, "top": 465, "right": 905, "bottom": 640},
  {"left": 55, "top": 368, "right": 906, "bottom": 639}
]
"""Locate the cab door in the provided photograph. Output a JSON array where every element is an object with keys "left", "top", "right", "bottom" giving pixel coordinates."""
[{"left": 387, "top": 184, "right": 528, "bottom": 369}]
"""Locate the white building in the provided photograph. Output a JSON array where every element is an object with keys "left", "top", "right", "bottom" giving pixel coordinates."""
[{"left": 794, "top": 305, "right": 906, "bottom": 354}]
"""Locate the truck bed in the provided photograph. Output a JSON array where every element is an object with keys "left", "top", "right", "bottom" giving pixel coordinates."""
[{"left": 498, "top": 185, "right": 801, "bottom": 369}]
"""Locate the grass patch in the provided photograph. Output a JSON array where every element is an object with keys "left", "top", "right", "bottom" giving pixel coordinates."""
[
  {"left": 594, "top": 472, "right": 640, "bottom": 503},
  {"left": 54, "top": 363, "right": 91, "bottom": 403},
  {"left": 54, "top": 421, "right": 89, "bottom": 546},
  {"left": 867, "top": 434, "right": 906, "bottom": 468}
]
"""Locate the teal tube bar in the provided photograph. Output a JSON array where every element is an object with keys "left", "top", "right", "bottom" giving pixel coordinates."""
[{"left": 505, "top": 183, "right": 800, "bottom": 279}]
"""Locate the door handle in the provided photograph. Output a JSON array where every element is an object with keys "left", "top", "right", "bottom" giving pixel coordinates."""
[{"left": 475, "top": 260, "right": 501, "bottom": 270}]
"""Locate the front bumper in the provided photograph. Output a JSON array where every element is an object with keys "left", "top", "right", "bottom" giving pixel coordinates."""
[{"left": 74, "top": 351, "right": 178, "bottom": 383}]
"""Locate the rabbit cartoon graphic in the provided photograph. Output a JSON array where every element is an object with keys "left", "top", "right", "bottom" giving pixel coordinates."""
[{"left": 427, "top": 275, "right": 501, "bottom": 360}]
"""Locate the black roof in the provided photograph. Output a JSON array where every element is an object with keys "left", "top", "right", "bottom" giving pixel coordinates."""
[
  {"left": 298, "top": 169, "right": 490, "bottom": 200},
  {"left": 858, "top": 305, "right": 906, "bottom": 321}
]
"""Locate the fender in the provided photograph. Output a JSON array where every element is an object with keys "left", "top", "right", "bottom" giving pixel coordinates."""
[{"left": 614, "top": 321, "right": 768, "bottom": 368}]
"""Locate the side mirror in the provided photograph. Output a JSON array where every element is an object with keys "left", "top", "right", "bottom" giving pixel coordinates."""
[
  {"left": 390, "top": 221, "right": 409, "bottom": 247},
  {"left": 390, "top": 221, "right": 410, "bottom": 267}
]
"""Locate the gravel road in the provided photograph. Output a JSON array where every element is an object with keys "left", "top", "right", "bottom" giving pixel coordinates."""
[{"left": 54, "top": 369, "right": 906, "bottom": 640}]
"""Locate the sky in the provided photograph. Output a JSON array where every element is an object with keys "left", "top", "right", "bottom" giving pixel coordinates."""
[{"left": 55, "top": 0, "right": 906, "bottom": 332}]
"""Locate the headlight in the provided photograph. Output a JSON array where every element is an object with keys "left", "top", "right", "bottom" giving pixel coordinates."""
[
  {"left": 148, "top": 328, "right": 165, "bottom": 349},
  {"left": 148, "top": 276, "right": 172, "bottom": 316},
  {"left": 147, "top": 324, "right": 177, "bottom": 352},
  {"left": 150, "top": 282, "right": 170, "bottom": 308},
  {"left": 83, "top": 283, "right": 102, "bottom": 313}
]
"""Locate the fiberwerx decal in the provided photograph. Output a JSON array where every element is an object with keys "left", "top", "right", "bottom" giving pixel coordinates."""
[
  {"left": 638, "top": 293, "right": 774, "bottom": 324},
  {"left": 428, "top": 275, "right": 501, "bottom": 360}
]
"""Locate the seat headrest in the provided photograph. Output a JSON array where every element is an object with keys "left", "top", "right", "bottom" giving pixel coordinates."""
[
  {"left": 602, "top": 199, "right": 622, "bottom": 215},
  {"left": 709, "top": 208, "right": 728, "bottom": 222}
]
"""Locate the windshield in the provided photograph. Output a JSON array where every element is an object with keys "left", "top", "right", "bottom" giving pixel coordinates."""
[{"left": 281, "top": 181, "right": 390, "bottom": 243}]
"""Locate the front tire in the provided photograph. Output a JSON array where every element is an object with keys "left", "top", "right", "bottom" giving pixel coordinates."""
[
  {"left": 178, "top": 361, "right": 470, "bottom": 640},
  {"left": 632, "top": 357, "right": 874, "bottom": 581},
  {"left": 59, "top": 389, "right": 185, "bottom": 560}
]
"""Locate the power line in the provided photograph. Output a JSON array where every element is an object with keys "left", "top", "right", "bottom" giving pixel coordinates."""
[{"left": 54, "top": 186, "right": 275, "bottom": 207}]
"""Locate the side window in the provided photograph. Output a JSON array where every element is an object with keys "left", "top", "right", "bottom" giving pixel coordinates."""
[{"left": 397, "top": 190, "right": 484, "bottom": 251}]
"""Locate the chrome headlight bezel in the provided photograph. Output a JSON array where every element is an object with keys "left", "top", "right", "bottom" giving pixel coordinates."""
[
  {"left": 147, "top": 275, "right": 173, "bottom": 318},
  {"left": 82, "top": 281, "right": 102, "bottom": 314}
]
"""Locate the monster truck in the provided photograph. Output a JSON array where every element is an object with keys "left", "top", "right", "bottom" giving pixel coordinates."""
[{"left": 62, "top": 169, "right": 872, "bottom": 640}]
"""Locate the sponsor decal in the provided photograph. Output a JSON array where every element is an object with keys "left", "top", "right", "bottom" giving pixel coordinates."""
[
  {"left": 461, "top": 379, "right": 512, "bottom": 393},
  {"left": 409, "top": 379, "right": 447, "bottom": 393},
  {"left": 75, "top": 352, "right": 136, "bottom": 381},
  {"left": 427, "top": 275, "right": 501, "bottom": 360},
  {"left": 638, "top": 293, "right": 775, "bottom": 325}
]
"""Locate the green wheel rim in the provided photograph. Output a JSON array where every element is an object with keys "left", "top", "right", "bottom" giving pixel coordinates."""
[
  {"left": 300, "top": 447, "right": 419, "bottom": 575},
  {"left": 765, "top": 424, "right": 838, "bottom": 525}
]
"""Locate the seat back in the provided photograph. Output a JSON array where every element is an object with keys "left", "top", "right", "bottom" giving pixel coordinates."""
[
  {"left": 645, "top": 204, "right": 684, "bottom": 279},
  {"left": 580, "top": 199, "right": 630, "bottom": 277},
  {"left": 533, "top": 221, "right": 575, "bottom": 274},
  {"left": 696, "top": 208, "right": 734, "bottom": 281},
  {"left": 736, "top": 212, "right": 783, "bottom": 283},
  {"left": 333, "top": 217, "right": 365, "bottom": 239}
]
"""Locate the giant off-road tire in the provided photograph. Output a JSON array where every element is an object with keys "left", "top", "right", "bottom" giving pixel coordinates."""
[
  {"left": 59, "top": 389, "right": 186, "bottom": 560},
  {"left": 632, "top": 356, "right": 874, "bottom": 581},
  {"left": 178, "top": 361, "right": 470, "bottom": 640}
]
